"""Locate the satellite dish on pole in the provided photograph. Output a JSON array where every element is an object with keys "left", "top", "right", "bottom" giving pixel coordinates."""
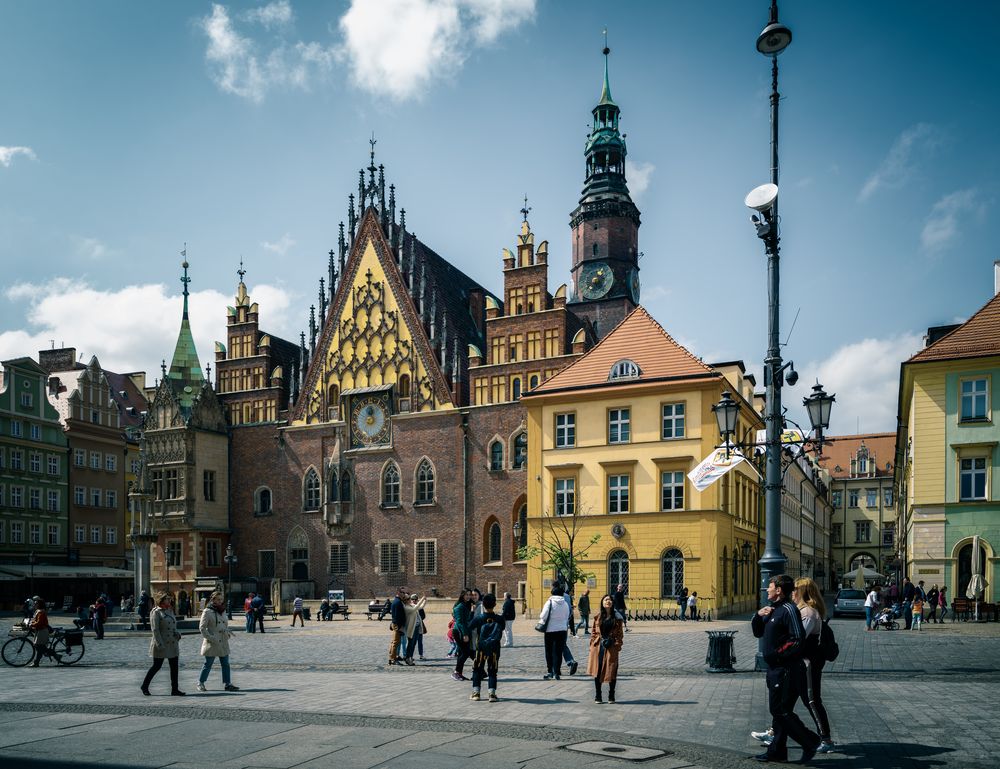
[{"left": 745, "top": 183, "right": 778, "bottom": 212}]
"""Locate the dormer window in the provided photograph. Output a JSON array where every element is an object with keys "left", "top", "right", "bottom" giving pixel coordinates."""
[{"left": 609, "top": 359, "right": 640, "bottom": 381}]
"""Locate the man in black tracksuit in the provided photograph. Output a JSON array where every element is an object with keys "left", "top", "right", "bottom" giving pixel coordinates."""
[{"left": 751, "top": 574, "right": 820, "bottom": 763}]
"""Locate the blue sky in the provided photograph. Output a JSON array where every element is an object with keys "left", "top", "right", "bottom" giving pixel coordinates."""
[{"left": 1, "top": 1, "right": 997, "bottom": 433}]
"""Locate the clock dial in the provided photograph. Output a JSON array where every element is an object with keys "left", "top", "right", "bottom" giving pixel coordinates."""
[
  {"left": 580, "top": 261, "right": 613, "bottom": 300},
  {"left": 628, "top": 268, "right": 641, "bottom": 303},
  {"left": 351, "top": 397, "right": 390, "bottom": 446}
]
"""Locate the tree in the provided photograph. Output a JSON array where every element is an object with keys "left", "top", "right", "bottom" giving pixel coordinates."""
[{"left": 517, "top": 505, "right": 600, "bottom": 592}]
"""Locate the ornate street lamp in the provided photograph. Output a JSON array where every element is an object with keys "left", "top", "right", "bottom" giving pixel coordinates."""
[
  {"left": 712, "top": 391, "right": 740, "bottom": 452},
  {"left": 224, "top": 543, "right": 238, "bottom": 620},
  {"left": 804, "top": 382, "right": 835, "bottom": 444}
]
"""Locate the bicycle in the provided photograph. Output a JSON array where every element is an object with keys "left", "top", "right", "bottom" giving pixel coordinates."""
[{"left": 2, "top": 624, "right": 86, "bottom": 667}]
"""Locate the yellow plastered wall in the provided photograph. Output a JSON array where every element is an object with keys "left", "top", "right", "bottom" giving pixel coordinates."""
[{"left": 911, "top": 371, "right": 946, "bottom": 504}]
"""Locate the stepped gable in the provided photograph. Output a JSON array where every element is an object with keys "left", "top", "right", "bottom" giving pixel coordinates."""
[
  {"left": 528, "top": 305, "right": 715, "bottom": 395},
  {"left": 909, "top": 291, "right": 1000, "bottom": 363},
  {"left": 818, "top": 433, "right": 895, "bottom": 479}
]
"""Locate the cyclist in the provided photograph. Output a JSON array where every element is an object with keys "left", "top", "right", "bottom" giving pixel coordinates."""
[{"left": 28, "top": 596, "right": 51, "bottom": 667}]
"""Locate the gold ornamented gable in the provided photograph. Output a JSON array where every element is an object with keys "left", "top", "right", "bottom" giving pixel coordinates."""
[{"left": 294, "top": 213, "right": 453, "bottom": 425}]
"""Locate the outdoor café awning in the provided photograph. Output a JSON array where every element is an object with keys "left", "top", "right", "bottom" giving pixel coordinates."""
[{"left": 0, "top": 565, "right": 134, "bottom": 580}]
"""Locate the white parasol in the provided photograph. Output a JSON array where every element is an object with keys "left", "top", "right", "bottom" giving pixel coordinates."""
[{"left": 966, "top": 535, "right": 986, "bottom": 621}]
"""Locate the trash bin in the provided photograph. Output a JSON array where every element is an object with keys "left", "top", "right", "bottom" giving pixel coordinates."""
[
  {"left": 705, "top": 630, "right": 737, "bottom": 673},
  {"left": 302, "top": 607, "right": 311, "bottom": 621}
]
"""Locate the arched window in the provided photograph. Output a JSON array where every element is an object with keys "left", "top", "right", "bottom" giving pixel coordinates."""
[
  {"left": 398, "top": 374, "right": 411, "bottom": 412},
  {"left": 512, "top": 432, "right": 528, "bottom": 470},
  {"left": 609, "top": 550, "right": 630, "bottom": 595},
  {"left": 415, "top": 459, "right": 435, "bottom": 505},
  {"left": 512, "top": 378, "right": 522, "bottom": 400},
  {"left": 340, "top": 471, "right": 352, "bottom": 502},
  {"left": 488, "top": 522, "right": 502, "bottom": 562},
  {"left": 529, "top": 374, "right": 539, "bottom": 390},
  {"left": 722, "top": 547, "right": 728, "bottom": 597},
  {"left": 288, "top": 528, "right": 309, "bottom": 580},
  {"left": 328, "top": 385, "right": 340, "bottom": 420},
  {"left": 661, "top": 548, "right": 684, "bottom": 599},
  {"left": 327, "top": 469, "right": 339, "bottom": 503},
  {"left": 382, "top": 463, "right": 400, "bottom": 507},
  {"left": 516, "top": 504, "right": 528, "bottom": 551},
  {"left": 255, "top": 487, "right": 272, "bottom": 515},
  {"left": 958, "top": 541, "right": 988, "bottom": 599},
  {"left": 609, "top": 359, "right": 640, "bottom": 381},
  {"left": 303, "top": 469, "right": 320, "bottom": 511},
  {"left": 489, "top": 440, "right": 504, "bottom": 471}
]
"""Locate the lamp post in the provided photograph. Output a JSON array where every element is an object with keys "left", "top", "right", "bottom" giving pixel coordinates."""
[
  {"left": 28, "top": 551, "right": 37, "bottom": 600},
  {"left": 224, "top": 543, "right": 238, "bottom": 620}
]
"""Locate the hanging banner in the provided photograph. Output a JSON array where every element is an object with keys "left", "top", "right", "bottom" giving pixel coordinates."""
[
  {"left": 755, "top": 428, "right": 805, "bottom": 455},
  {"left": 688, "top": 445, "right": 746, "bottom": 492}
]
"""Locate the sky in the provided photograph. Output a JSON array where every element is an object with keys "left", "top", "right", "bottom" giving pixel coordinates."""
[{"left": 1, "top": 0, "right": 997, "bottom": 435}]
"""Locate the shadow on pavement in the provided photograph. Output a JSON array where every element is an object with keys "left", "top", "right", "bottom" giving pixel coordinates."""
[
  {"left": 826, "top": 741, "right": 958, "bottom": 769},
  {"left": 502, "top": 697, "right": 577, "bottom": 705},
  {"left": 618, "top": 699, "right": 698, "bottom": 706}
]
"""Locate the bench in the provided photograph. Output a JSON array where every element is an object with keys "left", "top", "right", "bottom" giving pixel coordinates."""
[
  {"left": 263, "top": 605, "right": 279, "bottom": 621},
  {"left": 318, "top": 605, "right": 351, "bottom": 621},
  {"left": 366, "top": 604, "right": 390, "bottom": 620}
]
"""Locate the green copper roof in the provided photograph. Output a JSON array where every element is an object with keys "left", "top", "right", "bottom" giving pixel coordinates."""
[
  {"left": 598, "top": 45, "right": 616, "bottom": 107},
  {"left": 167, "top": 260, "right": 205, "bottom": 411}
]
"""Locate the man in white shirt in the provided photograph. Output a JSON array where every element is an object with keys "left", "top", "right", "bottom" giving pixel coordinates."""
[{"left": 864, "top": 585, "right": 881, "bottom": 631}]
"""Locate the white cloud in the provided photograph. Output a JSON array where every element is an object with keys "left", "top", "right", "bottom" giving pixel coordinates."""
[
  {"left": 261, "top": 232, "right": 297, "bottom": 257},
  {"left": 74, "top": 237, "right": 110, "bottom": 260},
  {"left": 858, "top": 123, "right": 944, "bottom": 202},
  {"left": 920, "top": 188, "right": 984, "bottom": 253},
  {"left": 625, "top": 159, "right": 655, "bottom": 199},
  {"left": 0, "top": 146, "right": 37, "bottom": 167},
  {"left": 200, "top": 3, "right": 335, "bottom": 103},
  {"left": 0, "top": 278, "right": 296, "bottom": 383},
  {"left": 803, "top": 333, "right": 924, "bottom": 434},
  {"left": 241, "top": 0, "right": 292, "bottom": 28},
  {"left": 338, "top": 0, "right": 536, "bottom": 101}
]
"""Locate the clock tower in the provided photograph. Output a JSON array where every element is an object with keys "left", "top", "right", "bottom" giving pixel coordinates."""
[{"left": 569, "top": 42, "right": 641, "bottom": 340}]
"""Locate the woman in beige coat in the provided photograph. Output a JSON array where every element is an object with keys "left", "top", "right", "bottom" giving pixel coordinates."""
[
  {"left": 196, "top": 591, "right": 239, "bottom": 692},
  {"left": 587, "top": 594, "right": 624, "bottom": 703},
  {"left": 141, "top": 592, "right": 184, "bottom": 695}
]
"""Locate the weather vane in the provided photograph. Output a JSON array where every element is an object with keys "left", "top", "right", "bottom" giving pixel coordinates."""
[
  {"left": 520, "top": 194, "right": 531, "bottom": 222},
  {"left": 603, "top": 27, "right": 609, "bottom": 57},
  {"left": 369, "top": 132, "right": 377, "bottom": 168},
  {"left": 237, "top": 257, "right": 246, "bottom": 282}
]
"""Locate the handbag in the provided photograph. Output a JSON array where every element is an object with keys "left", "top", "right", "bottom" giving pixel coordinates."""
[{"left": 534, "top": 599, "right": 551, "bottom": 633}]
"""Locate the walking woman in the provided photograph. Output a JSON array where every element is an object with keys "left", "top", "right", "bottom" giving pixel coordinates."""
[
  {"left": 793, "top": 577, "right": 835, "bottom": 753},
  {"left": 539, "top": 583, "right": 570, "bottom": 680},
  {"left": 938, "top": 585, "right": 948, "bottom": 623},
  {"left": 925, "top": 585, "right": 940, "bottom": 624},
  {"left": 197, "top": 591, "right": 239, "bottom": 692},
  {"left": 451, "top": 589, "right": 472, "bottom": 681},
  {"left": 588, "top": 593, "right": 623, "bottom": 703},
  {"left": 141, "top": 592, "right": 185, "bottom": 696},
  {"left": 28, "top": 596, "right": 51, "bottom": 667}
]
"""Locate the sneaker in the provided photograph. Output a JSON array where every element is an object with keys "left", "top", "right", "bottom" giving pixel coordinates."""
[
  {"left": 750, "top": 729, "right": 774, "bottom": 742},
  {"left": 404, "top": 658, "right": 415, "bottom": 666},
  {"left": 451, "top": 671, "right": 463, "bottom": 681},
  {"left": 569, "top": 661, "right": 579, "bottom": 675},
  {"left": 816, "top": 742, "right": 837, "bottom": 754},
  {"left": 196, "top": 683, "right": 207, "bottom": 692},
  {"left": 594, "top": 696, "right": 603, "bottom": 704},
  {"left": 419, "top": 656, "right": 426, "bottom": 661},
  {"left": 224, "top": 684, "right": 240, "bottom": 691},
  {"left": 542, "top": 673, "right": 554, "bottom": 680},
  {"left": 488, "top": 691, "right": 498, "bottom": 702},
  {"left": 470, "top": 690, "right": 480, "bottom": 701}
]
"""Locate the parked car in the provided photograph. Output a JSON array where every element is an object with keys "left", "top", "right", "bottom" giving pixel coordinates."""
[{"left": 833, "top": 589, "right": 868, "bottom": 618}]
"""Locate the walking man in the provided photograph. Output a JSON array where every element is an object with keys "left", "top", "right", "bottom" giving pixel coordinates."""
[
  {"left": 576, "top": 589, "right": 591, "bottom": 633},
  {"left": 501, "top": 592, "right": 516, "bottom": 647},
  {"left": 251, "top": 592, "right": 266, "bottom": 633},
  {"left": 750, "top": 574, "right": 820, "bottom": 763},
  {"left": 613, "top": 584, "right": 629, "bottom": 631},
  {"left": 387, "top": 587, "right": 408, "bottom": 665},
  {"left": 901, "top": 577, "right": 915, "bottom": 630}
]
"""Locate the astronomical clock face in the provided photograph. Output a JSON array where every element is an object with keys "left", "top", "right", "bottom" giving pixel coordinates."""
[
  {"left": 580, "top": 261, "right": 614, "bottom": 300},
  {"left": 628, "top": 268, "right": 641, "bottom": 303},
  {"left": 351, "top": 396, "right": 391, "bottom": 448}
]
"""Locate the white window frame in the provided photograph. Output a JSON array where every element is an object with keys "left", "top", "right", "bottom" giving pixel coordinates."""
[
  {"left": 47, "top": 490, "right": 59, "bottom": 512},
  {"left": 11, "top": 521, "right": 24, "bottom": 544},
  {"left": 959, "top": 457, "right": 988, "bottom": 501},
  {"left": 29, "top": 488, "right": 41, "bottom": 510},
  {"left": 20, "top": 391, "right": 32, "bottom": 408},
  {"left": 608, "top": 408, "right": 631, "bottom": 444},
  {"left": 74, "top": 486, "right": 85, "bottom": 505},
  {"left": 106, "top": 490, "right": 117, "bottom": 508},
  {"left": 74, "top": 524, "right": 86, "bottom": 544},
  {"left": 90, "top": 525, "right": 102, "bottom": 544},
  {"left": 47, "top": 524, "right": 59, "bottom": 545},
  {"left": 106, "top": 454, "right": 117, "bottom": 472},
  {"left": 90, "top": 451, "right": 101, "bottom": 470},
  {"left": 960, "top": 377, "right": 989, "bottom": 422},
  {"left": 47, "top": 455, "right": 59, "bottom": 475},
  {"left": 10, "top": 420, "right": 22, "bottom": 438},
  {"left": 105, "top": 526, "right": 117, "bottom": 546},
  {"left": 555, "top": 413, "right": 576, "bottom": 448},
  {"left": 11, "top": 486, "right": 23, "bottom": 508},
  {"left": 74, "top": 448, "right": 85, "bottom": 467},
  {"left": 554, "top": 477, "right": 576, "bottom": 516},
  {"left": 29, "top": 423, "right": 40, "bottom": 441},
  {"left": 855, "top": 520, "right": 872, "bottom": 543},
  {"left": 608, "top": 473, "right": 630, "bottom": 513},
  {"left": 29, "top": 522, "right": 41, "bottom": 545},
  {"left": 661, "top": 402, "right": 686, "bottom": 440},
  {"left": 29, "top": 452, "right": 41, "bottom": 473},
  {"left": 90, "top": 488, "right": 101, "bottom": 507},
  {"left": 661, "top": 471, "right": 685, "bottom": 511}
]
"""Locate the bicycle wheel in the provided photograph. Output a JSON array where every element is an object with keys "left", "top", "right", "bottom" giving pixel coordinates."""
[
  {"left": 2, "top": 635, "right": 36, "bottom": 667},
  {"left": 52, "top": 637, "right": 85, "bottom": 665}
]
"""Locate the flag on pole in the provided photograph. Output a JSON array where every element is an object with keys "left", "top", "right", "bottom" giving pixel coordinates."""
[{"left": 688, "top": 444, "right": 746, "bottom": 492}]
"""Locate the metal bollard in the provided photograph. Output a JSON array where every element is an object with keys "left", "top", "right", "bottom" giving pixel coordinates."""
[{"left": 705, "top": 630, "right": 738, "bottom": 673}]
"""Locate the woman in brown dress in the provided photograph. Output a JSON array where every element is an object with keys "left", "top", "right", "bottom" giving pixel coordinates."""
[{"left": 587, "top": 593, "right": 623, "bottom": 703}]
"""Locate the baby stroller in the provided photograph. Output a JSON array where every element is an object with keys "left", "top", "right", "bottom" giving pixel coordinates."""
[{"left": 872, "top": 607, "right": 899, "bottom": 631}]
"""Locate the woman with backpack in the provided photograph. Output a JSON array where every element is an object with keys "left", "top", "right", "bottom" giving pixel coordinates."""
[
  {"left": 793, "top": 577, "right": 835, "bottom": 754},
  {"left": 588, "top": 593, "right": 623, "bottom": 703}
]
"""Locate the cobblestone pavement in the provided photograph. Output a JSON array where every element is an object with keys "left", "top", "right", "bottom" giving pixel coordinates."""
[{"left": 1, "top": 613, "right": 997, "bottom": 768}]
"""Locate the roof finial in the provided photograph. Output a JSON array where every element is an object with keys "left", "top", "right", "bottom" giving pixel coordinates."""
[
  {"left": 600, "top": 28, "right": 614, "bottom": 105},
  {"left": 520, "top": 194, "right": 531, "bottom": 223},
  {"left": 180, "top": 245, "right": 191, "bottom": 319},
  {"left": 237, "top": 257, "right": 246, "bottom": 283},
  {"left": 369, "top": 132, "right": 377, "bottom": 170}
]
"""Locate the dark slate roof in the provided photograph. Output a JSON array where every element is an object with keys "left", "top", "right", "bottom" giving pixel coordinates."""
[{"left": 104, "top": 370, "right": 149, "bottom": 428}]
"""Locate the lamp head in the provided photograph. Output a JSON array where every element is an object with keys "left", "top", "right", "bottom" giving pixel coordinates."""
[
  {"left": 713, "top": 390, "right": 740, "bottom": 439},
  {"left": 804, "top": 381, "right": 835, "bottom": 432},
  {"left": 757, "top": 21, "right": 792, "bottom": 56}
]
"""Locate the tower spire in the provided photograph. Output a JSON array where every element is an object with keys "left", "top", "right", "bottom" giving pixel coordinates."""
[
  {"left": 167, "top": 252, "right": 205, "bottom": 414},
  {"left": 180, "top": 244, "right": 191, "bottom": 320},
  {"left": 600, "top": 29, "right": 613, "bottom": 105}
]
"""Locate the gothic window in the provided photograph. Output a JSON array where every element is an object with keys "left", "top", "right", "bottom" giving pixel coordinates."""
[
  {"left": 255, "top": 487, "right": 272, "bottom": 515},
  {"left": 327, "top": 469, "right": 339, "bottom": 503},
  {"left": 512, "top": 433, "right": 527, "bottom": 470},
  {"left": 288, "top": 527, "right": 309, "bottom": 580},
  {"left": 328, "top": 385, "right": 340, "bottom": 420},
  {"left": 303, "top": 468, "right": 320, "bottom": 511},
  {"left": 340, "top": 471, "right": 352, "bottom": 502},
  {"left": 382, "top": 462, "right": 400, "bottom": 507},
  {"left": 661, "top": 548, "right": 684, "bottom": 599},
  {"left": 489, "top": 441, "right": 504, "bottom": 472},
  {"left": 488, "top": 521, "right": 502, "bottom": 563},
  {"left": 415, "top": 459, "right": 435, "bottom": 505}
]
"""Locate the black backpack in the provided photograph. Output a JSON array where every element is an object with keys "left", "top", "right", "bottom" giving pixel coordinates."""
[{"left": 819, "top": 619, "right": 839, "bottom": 662}]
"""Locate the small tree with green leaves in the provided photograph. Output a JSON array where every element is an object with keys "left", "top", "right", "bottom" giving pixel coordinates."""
[{"left": 517, "top": 505, "right": 600, "bottom": 593}]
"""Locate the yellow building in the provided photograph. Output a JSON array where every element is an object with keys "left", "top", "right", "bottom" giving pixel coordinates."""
[{"left": 522, "top": 307, "right": 763, "bottom": 618}]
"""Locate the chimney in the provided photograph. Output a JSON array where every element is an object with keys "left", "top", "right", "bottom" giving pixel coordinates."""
[
  {"left": 38, "top": 347, "right": 78, "bottom": 373},
  {"left": 995, "top": 260, "right": 1000, "bottom": 296}
]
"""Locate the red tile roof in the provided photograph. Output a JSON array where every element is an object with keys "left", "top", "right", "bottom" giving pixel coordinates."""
[
  {"left": 528, "top": 306, "right": 716, "bottom": 395},
  {"left": 909, "top": 291, "right": 1000, "bottom": 363},
  {"left": 818, "top": 433, "right": 895, "bottom": 479}
]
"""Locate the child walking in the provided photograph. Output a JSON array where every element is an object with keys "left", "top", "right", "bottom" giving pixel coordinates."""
[
  {"left": 911, "top": 595, "right": 924, "bottom": 630},
  {"left": 468, "top": 593, "right": 505, "bottom": 702}
]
